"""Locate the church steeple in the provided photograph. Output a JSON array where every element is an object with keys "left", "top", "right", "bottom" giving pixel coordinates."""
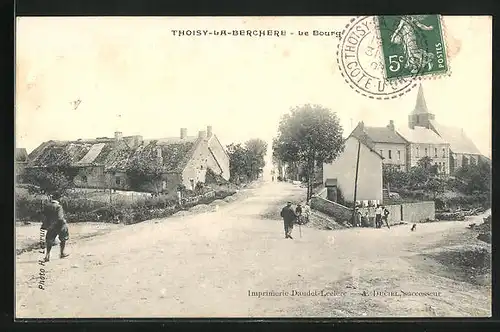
[
  {"left": 408, "top": 84, "right": 435, "bottom": 129},
  {"left": 412, "top": 84, "right": 429, "bottom": 114}
]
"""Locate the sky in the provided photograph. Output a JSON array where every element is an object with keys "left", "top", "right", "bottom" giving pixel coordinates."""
[{"left": 16, "top": 16, "right": 492, "bottom": 172}]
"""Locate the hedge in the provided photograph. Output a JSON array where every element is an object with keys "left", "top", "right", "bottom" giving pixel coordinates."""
[{"left": 15, "top": 188, "right": 238, "bottom": 225}]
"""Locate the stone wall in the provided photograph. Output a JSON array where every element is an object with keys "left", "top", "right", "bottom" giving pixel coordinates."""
[
  {"left": 359, "top": 201, "right": 435, "bottom": 226},
  {"left": 310, "top": 196, "right": 352, "bottom": 223},
  {"left": 401, "top": 201, "right": 435, "bottom": 222}
]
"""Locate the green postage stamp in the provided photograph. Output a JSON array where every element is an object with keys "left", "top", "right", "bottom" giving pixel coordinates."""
[{"left": 377, "top": 15, "right": 448, "bottom": 80}]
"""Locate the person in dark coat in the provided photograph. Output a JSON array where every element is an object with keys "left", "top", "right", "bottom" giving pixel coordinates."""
[
  {"left": 41, "top": 193, "right": 70, "bottom": 262},
  {"left": 280, "top": 201, "right": 296, "bottom": 239},
  {"left": 382, "top": 206, "right": 391, "bottom": 229},
  {"left": 295, "top": 204, "right": 303, "bottom": 224}
]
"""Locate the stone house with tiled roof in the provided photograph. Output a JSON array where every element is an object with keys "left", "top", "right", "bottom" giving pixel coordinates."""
[{"left": 26, "top": 126, "right": 230, "bottom": 193}]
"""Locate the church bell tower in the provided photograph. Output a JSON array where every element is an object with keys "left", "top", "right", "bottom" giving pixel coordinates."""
[{"left": 408, "top": 84, "right": 435, "bottom": 129}]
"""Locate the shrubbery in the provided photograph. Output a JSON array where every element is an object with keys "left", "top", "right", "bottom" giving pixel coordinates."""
[{"left": 16, "top": 187, "right": 237, "bottom": 225}]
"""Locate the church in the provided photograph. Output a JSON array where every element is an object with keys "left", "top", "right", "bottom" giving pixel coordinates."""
[
  {"left": 346, "top": 84, "right": 488, "bottom": 176},
  {"left": 402, "top": 84, "right": 489, "bottom": 174}
]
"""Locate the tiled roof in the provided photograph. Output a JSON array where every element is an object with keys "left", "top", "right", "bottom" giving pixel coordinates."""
[
  {"left": 430, "top": 120, "right": 482, "bottom": 155},
  {"left": 396, "top": 126, "right": 447, "bottom": 144},
  {"left": 362, "top": 127, "right": 407, "bottom": 144}
]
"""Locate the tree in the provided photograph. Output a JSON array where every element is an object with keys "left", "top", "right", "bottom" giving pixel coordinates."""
[
  {"left": 382, "top": 164, "right": 409, "bottom": 191},
  {"left": 273, "top": 104, "right": 344, "bottom": 200},
  {"left": 454, "top": 162, "right": 491, "bottom": 194},
  {"left": 227, "top": 143, "right": 249, "bottom": 184},
  {"left": 245, "top": 139, "right": 268, "bottom": 180},
  {"left": 24, "top": 168, "right": 74, "bottom": 196},
  {"left": 426, "top": 177, "right": 447, "bottom": 200},
  {"left": 227, "top": 139, "right": 268, "bottom": 183},
  {"left": 126, "top": 157, "right": 165, "bottom": 194},
  {"left": 417, "top": 156, "right": 438, "bottom": 175}
]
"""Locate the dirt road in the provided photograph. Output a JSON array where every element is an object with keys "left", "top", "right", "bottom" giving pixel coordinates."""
[{"left": 15, "top": 181, "right": 491, "bottom": 318}]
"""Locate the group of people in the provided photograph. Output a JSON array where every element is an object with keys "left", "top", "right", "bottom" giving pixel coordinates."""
[
  {"left": 354, "top": 204, "right": 390, "bottom": 229},
  {"left": 280, "top": 201, "right": 311, "bottom": 239}
]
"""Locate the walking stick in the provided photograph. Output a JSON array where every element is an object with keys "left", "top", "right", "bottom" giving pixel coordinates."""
[{"left": 299, "top": 216, "right": 302, "bottom": 238}]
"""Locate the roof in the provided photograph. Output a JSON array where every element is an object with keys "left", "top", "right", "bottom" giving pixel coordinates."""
[
  {"left": 396, "top": 126, "right": 447, "bottom": 144},
  {"left": 347, "top": 127, "right": 384, "bottom": 159},
  {"left": 27, "top": 140, "right": 133, "bottom": 169},
  {"left": 144, "top": 136, "right": 198, "bottom": 145},
  {"left": 28, "top": 137, "right": 201, "bottom": 173},
  {"left": 430, "top": 120, "right": 482, "bottom": 155},
  {"left": 130, "top": 139, "right": 199, "bottom": 172},
  {"left": 360, "top": 126, "right": 407, "bottom": 144},
  {"left": 15, "top": 148, "right": 28, "bottom": 162},
  {"left": 411, "top": 84, "right": 430, "bottom": 115}
]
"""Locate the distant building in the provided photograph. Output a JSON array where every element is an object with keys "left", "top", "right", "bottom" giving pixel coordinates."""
[
  {"left": 348, "top": 84, "right": 487, "bottom": 175},
  {"left": 396, "top": 125, "right": 451, "bottom": 175},
  {"left": 407, "top": 84, "right": 487, "bottom": 173},
  {"left": 26, "top": 126, "right": 230, "bottom": 192},
  {"left": 323, "top": 135, "right": 383, "bottom": 202}
]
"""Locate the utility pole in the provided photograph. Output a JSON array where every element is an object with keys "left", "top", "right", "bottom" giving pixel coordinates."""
[{"left": 352, "top": 139, "right": 361, "bottom": 225}]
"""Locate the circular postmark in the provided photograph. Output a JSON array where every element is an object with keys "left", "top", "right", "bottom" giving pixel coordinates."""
[{"left": 337, "top": 16, "right": 429, "bottom": 99}]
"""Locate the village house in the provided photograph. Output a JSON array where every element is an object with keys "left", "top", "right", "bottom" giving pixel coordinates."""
[
  {"left": 323, "top": 133, "right": 384, "bottom": 203},
  {"left": 25, "top": 126, "right": 230, "bottom": 193},
  {"left": 15, "top": 148, "right": 29, "bottom": 181},
  {"left": 350, "top": 120, "right": 407, "bottom": 171}
]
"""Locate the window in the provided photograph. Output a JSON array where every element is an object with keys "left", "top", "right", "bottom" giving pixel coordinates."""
[
  {"left": 388, "top": 150, "right": 392, "bottom": 159},
  {"left": 81, "top": 175, "right": 88, "bottom": 183},
  {"left": 115, "top": 177, "right": 121, "bottom": 185},
  {"left": 434, "top": 148, "right": 437, "bottom": 157},
  {"left": 162, "top": 180, "right": 167, "bottom": 190},
  {"left": 380, "top": 150, "right": 383, "bottom": 157},
  {"left": 416, "top": 147, "right": 419, "bottom": 157},
  {"left": 442, "top": 148, "right": 446, "bottom": 158},
  {"left": 425, "top": 148, "right": 428, "bottom": 156},
  {"left": 397, "top": 150, "right": 401, "bottom": 160}
]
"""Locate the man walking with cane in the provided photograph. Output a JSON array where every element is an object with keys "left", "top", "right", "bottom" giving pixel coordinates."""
[{"left": 280, "top": 201, "right": 296, "bottom": 239}]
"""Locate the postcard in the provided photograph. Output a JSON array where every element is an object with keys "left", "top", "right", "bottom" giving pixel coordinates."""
[{"left": 15, "top": 16, "right": 492, "bottom": 318}]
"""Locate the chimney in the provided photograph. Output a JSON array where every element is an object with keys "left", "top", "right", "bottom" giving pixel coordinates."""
[
  {"left": 387, "top": 120, "right": 395, "bottom": 131},
  {"left": 359, "top": 121, "right": 364, "bottom": 130},
  {"left": 115, "top": 131, "right": 123, "bottom": 140},
  {"left": 207, "top": 125, "right": 213, "bottom": 137},
  {"left": 198, "top": 130, "right": 207, "bottom": 139},
  {"left": 180, "top": 128, "right": 187, "bottom": 139}
]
